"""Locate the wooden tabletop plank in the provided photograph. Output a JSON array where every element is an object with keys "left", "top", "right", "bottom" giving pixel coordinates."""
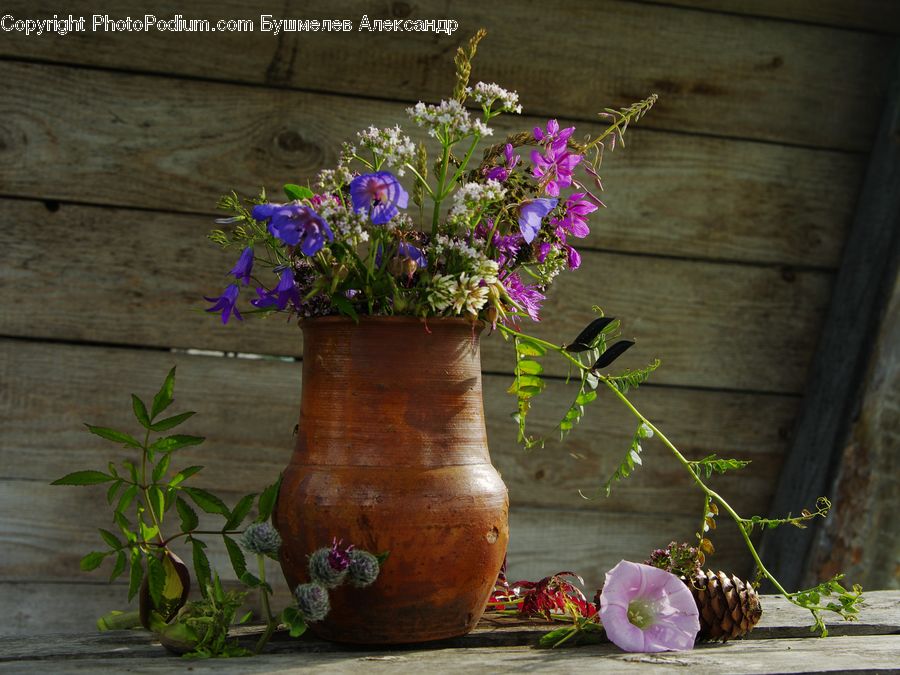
[
  {"left": 0, "top": 0, "right": 891, "bottom": 149},
  {"left": 0, "top": 200, "right": 832, "bottom": 393},
  {"left": 0, "top": 593, "right": 897, "bottom": 672}
]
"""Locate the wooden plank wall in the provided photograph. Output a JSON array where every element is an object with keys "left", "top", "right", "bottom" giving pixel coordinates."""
[{"left": 0, "top": 0, "right": 893, "bottom": 636}]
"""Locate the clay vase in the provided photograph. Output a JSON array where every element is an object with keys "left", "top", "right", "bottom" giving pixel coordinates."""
[{"left": 273, "top": 316, "right": 509, "bottom": 644}]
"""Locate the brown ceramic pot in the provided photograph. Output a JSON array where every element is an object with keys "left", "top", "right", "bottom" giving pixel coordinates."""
[{"left": 273, "top": 316, "right": 509, "bottom": 644}]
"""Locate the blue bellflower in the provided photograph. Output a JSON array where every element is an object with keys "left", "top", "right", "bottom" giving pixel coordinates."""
[
  {"left": 204, "top": 284, "right": 242, "bottom": 324},
  {"left": 229, "top": 247, "right": 254, "bottom": 285},
  {"left": 251, "top": 268, "right": 300, "bottom": 311},
  {"left": 518, "top": 198, "right": 558, "bottom": 243},
  {"left": 349, "top": 172, "right": 409, "bottom": 225},
  {"left": 251, "top": 203, "right": 333, "bottom": 255}
]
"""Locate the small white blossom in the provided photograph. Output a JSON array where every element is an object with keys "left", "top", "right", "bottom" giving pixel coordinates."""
[
  {"left": 427, "top": 273, "right": 456, "bottom": 312},
  {"left": 356, "top": 125, "right": 416, "bottom": 173},
  {"left": 406, "top": 99, "right": 492, "bottom": 140},
  {"left": 449, "top": 273, "right": 489, "bottom": 316},
  {"left": 468, "top": 82, "right": 522, "bottom": 114},
  {"left": 449, "top": 180, "right": 507, "bottom": 220}
]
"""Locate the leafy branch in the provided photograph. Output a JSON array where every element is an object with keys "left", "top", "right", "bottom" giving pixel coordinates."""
[{"left": 500, "top": 316, "right": 864, "bottom": 634}]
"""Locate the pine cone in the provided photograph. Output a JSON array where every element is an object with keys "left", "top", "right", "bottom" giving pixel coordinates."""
[{"left": 688, "top": 569, "right": 763, "bottom": 641}]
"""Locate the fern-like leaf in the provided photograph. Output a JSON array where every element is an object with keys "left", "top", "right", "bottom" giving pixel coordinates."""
[
  {"left": 688, "top": 454, "right": 751, "bottom": 479},
  {"left": 605, "top": 359, "right": 660, "bottom": 394}
]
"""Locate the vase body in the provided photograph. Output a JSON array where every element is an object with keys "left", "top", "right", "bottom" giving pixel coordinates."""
[{"left": 274, "top": 316, "right": 509, "bottom": 644}]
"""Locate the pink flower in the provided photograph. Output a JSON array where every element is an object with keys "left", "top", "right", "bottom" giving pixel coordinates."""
[{"left": 599, "top": 560, "right": 699, "bottom": 652}]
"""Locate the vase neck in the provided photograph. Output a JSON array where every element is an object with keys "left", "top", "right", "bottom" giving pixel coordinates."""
[{"left": 294, "top": 318, "right": 490, "bottom": 467}]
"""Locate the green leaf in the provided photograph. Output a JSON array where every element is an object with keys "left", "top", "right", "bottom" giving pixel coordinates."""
[
  {"left": 151, "top": 367, "right": 177, "bottom": 421},
  {"left": 149, "top": 411, "right": 196, "bottom": 432},
  {"left": 128, "top": 550, "right": 144, "bottom": 601},
  {"left": 123, "top": 460, "right": 139, "bottom": 484},
  {"left": 132, "top": 395, "right": 151, "bottom": 429},
  {"left": 257, "top": 476, "right": 282, "bottom": 522},
  {"left": 375, "top": 551, "right": 391, "bottom": 566},
  {"left": 151, "top": 455, "right": 171, "bottom": 484},
  {"left": 688, "top": 454, "right": 752, "bottom": 479},
  {"left": 332, "top": 295, "right": 359, "bottom": 322},
  {"left": 109, "top": 550, "right": 127, "bottom": 582},
  {"left": 148, "top": 486, "right": 165, "bottom": 524},
  {"left": 84, "top": 425, "right": 142, "bottom": 448},
  {"left": 283, "top": 183, "right": 314, "bottom": 201},
  {"left": 146, "top": 555, "right": 166, "bottom": 608},
  {"left": 515, "top": 359, "right": 543, "bottom": 375},
  {"left": 222, "top": 535, "right": 247, "bottom": 579},
  {"left": 183, "top": 487, "right": 231, "bottom": 517},
  {"left": 52, "top": 470, "right": 114, "bottom": 486},
  {"left": 176, "top": 497, "right": 199, "bottom": 531},
  {"left": 191, "top": 538, "right": 212, "bottom": 599},
  {"left": 106, "top": 479, "right": 123, "bottom": 505},
  {"left": 149, "top": 434, "right": 205, "bottom": 454},
  {"left": 117, "top": 485, "right": 138, "bottom": 514},
  {"left": 606, "top": 359, "right": 661, "bottom": 394},
  {"left": 515, "top": 338, "right": 546, "bottom": 357},
  {"left": 224, "top": 494, "right": 256, "bottom": 531},
  {"left": 80, "top": 551, "right": 107, "bottom": 571},
  {"left": 576, "top": 390, "right": 597, "bottom": 405},
  {"left": 98, "top": 528, "right": 121, "bottom": 550},
  {"left": 169, "top": 465, "right": 203, "bottom": 488},
  {"left": 281, "top": 606, "right": 308, "bottom": 638},
  {"left": 239, "top": 571, "right": 271, "bottom": 592}
]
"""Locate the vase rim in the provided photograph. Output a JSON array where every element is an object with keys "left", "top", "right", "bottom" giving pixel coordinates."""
[{"left": 300, "top": 315, "right": 484, "bottom": 328}]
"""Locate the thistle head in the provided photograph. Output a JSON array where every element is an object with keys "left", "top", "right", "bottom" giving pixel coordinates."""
[
  {"left": 294, "top": 582, "right": 330, "bottom": 623},
  {"left": 348, "top": 549, "right": 381, "bottom": 588},
  {"left": 240, "top": 522, "right": 282, "bottom": 557}
]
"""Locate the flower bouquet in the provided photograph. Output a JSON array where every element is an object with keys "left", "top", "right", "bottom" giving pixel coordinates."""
[{"left": 202, "top": 30, "right": 863, "bottom": 646}]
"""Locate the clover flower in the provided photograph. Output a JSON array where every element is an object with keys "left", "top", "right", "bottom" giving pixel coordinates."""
[
  {"left": 295, "top": 582, "right": 330, "bottom": 623},
  {"left": 426, "top": 273, "right": 456, "bottom": 313},
  {"left": 204, "top": 284, "right": 242, "bottom": 324},
  {"left": 240, "top": 522, "right": 282, "bottom": 556},
  {"left": 449, "top": 273, "right": 490, "bottom": 316},
  {"left": 518, "top": 198, "right": 558, "bottom": 243},
  {"left": 599, "top": 560, "right": 700, "bottom": 652},
  {"left": 229, "top": 247, "right": 254, "bottom": 285},
  {"left": 349, "top": 171, "right": 409, "bottom": 225},
  {"left": 251, "top": 203, "right": 333, "bottom": 255},
  {"left": 468, "top": 82, "right": 522, "bottom": 114}
]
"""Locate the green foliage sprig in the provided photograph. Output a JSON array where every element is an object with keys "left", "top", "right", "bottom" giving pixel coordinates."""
[{"left": 500, "top": 316, "right": 864, "bottom": 635}]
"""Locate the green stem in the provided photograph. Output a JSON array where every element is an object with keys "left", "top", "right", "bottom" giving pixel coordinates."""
[
  {"left": 254, "top": 555, "right": 276, "bottom": 654},
  {"left": 140, "top": 429, "right": 165, "bottom": 546},
  {"left": 598, "top": 377, "right": 793, "bottom": 598},
  {"left": 431, "top": 134, "right": 451, "bottom": 234},
  {"left": 444, "top": 133, "right": 481, "bottom": 193}
]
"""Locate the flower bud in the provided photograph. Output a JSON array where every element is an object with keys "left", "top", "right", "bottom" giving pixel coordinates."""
[
  {"left": 401, "top": 258, "right": 418, "bottom": 278},
  {"left": 347, "top": 549, "right": 380, "bottom": 588},
  {"left": 294, "top": 582, "right": 330, "bottom": 623},
  {"left": 308, "top": 547, "right": 348, "bottom": 588},
  {"left": 239, "top": 522, "right": 282, "bottom": 556},
  {"left": 486, "top": 306, "right": 499, "bottom": 325}
]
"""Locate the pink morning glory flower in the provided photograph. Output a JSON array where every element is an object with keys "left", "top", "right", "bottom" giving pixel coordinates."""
[{"left": 599, "top": 560, "right": 700, "bottom": 652}]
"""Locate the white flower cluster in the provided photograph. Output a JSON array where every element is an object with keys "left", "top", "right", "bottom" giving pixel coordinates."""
[
  {"left": 426, "top": 252, "right": 502, "bottom": 318},
  {"left": 317, "top": 200, "right": 370, "bottom": 242},
  {"left": 356, "top": 125, "right": 416, "bottom": 175},
  {"left": 406, "top": 99, "right": 493, "bottom": 140},
  {"left": 468, "top": 82, "right": 522, "bottom": 114},
  {"left": 316, "top": 142, "right": 357, "bottom": 191},
  {"left": 448, "top": 180, "right": 507, "bottom": 220},
  {"left": 430, "top": 234, "right": 481, "bottom": 260}
]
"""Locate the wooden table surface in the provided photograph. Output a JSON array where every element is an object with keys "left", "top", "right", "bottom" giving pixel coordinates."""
[{"left": 1, "top": 591, "right": 897, "bottom": 673}]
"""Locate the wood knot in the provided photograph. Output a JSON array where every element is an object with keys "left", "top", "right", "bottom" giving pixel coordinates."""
[{"left": 276, "top": 129, "right": 315, "bottom": 154}]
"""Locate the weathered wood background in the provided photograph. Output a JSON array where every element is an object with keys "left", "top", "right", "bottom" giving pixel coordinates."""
[{"left": 0, "top": 0, "right": 897, "bottom": 637}]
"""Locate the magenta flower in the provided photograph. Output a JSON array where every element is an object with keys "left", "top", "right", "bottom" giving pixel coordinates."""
[
  {"left": 485, "top": 143, "right": 521, "bottom": 182},
  {"left": 252, "top": 203, "right": 333, "bottom": 255},
  {"left": 554, "top": 193, "right": 598, "bottom": 240},
  {"left": 349, "top": 171, "right": 409, "bottom": 225},
  {"left": 204, "top": 284, "right": 242, "bottom": 324},
  {"left": 502, "top": 273, "right": 545, "bottom": 323},
  {"left": 599, "top": 560, "right": 700, "bottom": 652},
  {"left": 531, "top": 143, "right": 582, "bottom": 197},
  {"left": 229, "top": 247, "right": 254, "bottom": 285},
  {"left": 518, "top": 198, "right": 558, "bottom": 243},
  {"left": 533, "top": 119, "right": 575, "bottom": 148}
]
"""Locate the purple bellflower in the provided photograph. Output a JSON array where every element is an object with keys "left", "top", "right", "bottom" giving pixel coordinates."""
[
  {"left": 251, "top": 203, "right": 333, "bottom": 256},
  {"left": 349, "top": 171, "right": 409, "bottom": 225},
  {"left": 518, "top": 198, "right": 558, "bottom": 243},
  {"left": 251, "top": 268, "right": 300, "bottom": 311},
  {"left": 204, "top": 284, "right": 242, "bottom": 324},
  {"left": 397, "top": 242, "right": 427, "bottom": 269},
  {"left": 599, "top": 560, "right": 700, "bottom": 653},
  {"left": 229, "top": 247, "right": 254, "bottom": 285}
]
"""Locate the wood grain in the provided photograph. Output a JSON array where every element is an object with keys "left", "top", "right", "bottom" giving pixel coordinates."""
[
  {"left": 0, "top": 60, "right": 863, "bottom": 267},
  {"left": 0, "top": 0, "right": 891, "bottom": 149},
  {"left": 0, "top": 200, "right": 832, "bottom": 392},
  {"left": 0, "top": 339, "right": 794, "bottom": 516},
  {"left": 656, "top": 0, "right": 900, "bottom": 34}
]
